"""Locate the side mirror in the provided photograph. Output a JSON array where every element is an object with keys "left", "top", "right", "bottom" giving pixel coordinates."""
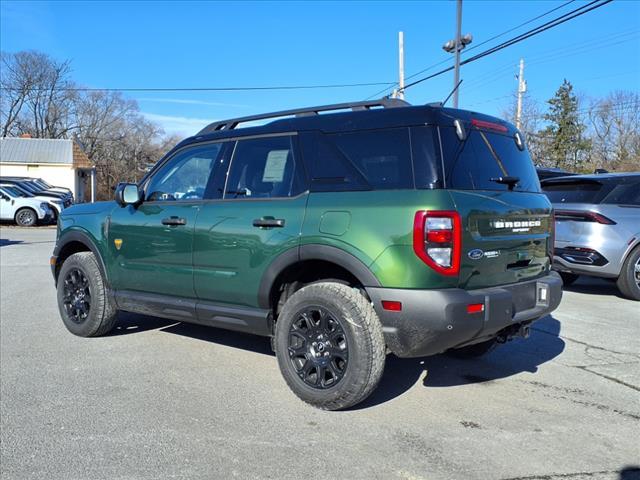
[{"left": 114, "top": 183, "right": 143, "bottom": 207}]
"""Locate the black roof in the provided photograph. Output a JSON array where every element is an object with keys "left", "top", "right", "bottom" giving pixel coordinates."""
[{"left": 176, "top": 99, "right": 518, "bottom": 151}]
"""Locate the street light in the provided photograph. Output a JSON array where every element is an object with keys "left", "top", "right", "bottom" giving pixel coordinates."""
[{"left": 442, "top": 0, "right": 472, "bottom": 108}]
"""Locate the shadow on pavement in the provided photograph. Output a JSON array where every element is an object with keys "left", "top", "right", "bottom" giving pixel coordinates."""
[
  {"left": 161, "top": 322, "right": 275, "bottom": 357},
  {"left": 0, "top": 238, "right": 24, "bottom": 247},
  {"left": 107, "top": 311, "right": 179, "bottom": 336},
  {"left": 357, "top": 315, "right": 564, "bottom": 409},
  {"left": 109, "top": 311, "right": 564, "bottom": 408},
  {"left": 619, "top": 466, "right": 640, "bottom": 480},
  {"left": 563, "top": 276, "right": 626, "bottom": 300}
]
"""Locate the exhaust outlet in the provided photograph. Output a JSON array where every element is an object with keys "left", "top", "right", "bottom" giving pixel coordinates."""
[{"left": 518, "top": 325, "right": 530, "bottom": 339}]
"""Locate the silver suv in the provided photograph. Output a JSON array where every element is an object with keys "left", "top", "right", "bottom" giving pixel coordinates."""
[{"left": 542, "top": 173, "right": 640, "bottom": 301}]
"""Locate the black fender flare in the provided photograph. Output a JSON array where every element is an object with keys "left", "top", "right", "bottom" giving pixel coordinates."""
[
  {"left": 53, "top": 230, "right": 110, "bottom": 288},
  {"left": 257, "top": 244, "right": 381, "bottom": 309}
]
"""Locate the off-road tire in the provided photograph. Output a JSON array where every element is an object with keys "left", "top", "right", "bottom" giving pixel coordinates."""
[
  {"left": 15, "top": 208, "right": 37, "bottom": 227},
  {"left": 275, "top": 282, "right": 385, "bottom": 411},
  {"left": 559, "top": 272, "right": 579, "bottom": 287},
  {"left": 617, "top": 246, "right": 640, "bottom": 301},
  {"left": 448, "top": 338, "right": 498, "bottom": 358},
  {"left": 57, "top": 252, "right": 118, "bottom": 336}
]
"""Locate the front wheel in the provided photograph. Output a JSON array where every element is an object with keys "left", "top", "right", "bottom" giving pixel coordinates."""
[
  {"left": 617, "top": 246, "right": 640, "bottom": 301},
  {"left": 274, "top": 282, "right": 385, "bottom": 411},
  {"left": 57, "top": 252, "right": 118, "bottom": 336},
  {"left": 15, "top": 208, "right": 37, "bottom": 227}
]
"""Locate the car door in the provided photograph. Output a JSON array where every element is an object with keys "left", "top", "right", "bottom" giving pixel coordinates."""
[
  {"left": 193, "top": 134, "right": 308, "bottom": 309},
  {"left": 108, "top": 142, "right": 226, "bottom": 299},
  {"left": 0, "top": 188, "right": 15, "bottom": 219}
]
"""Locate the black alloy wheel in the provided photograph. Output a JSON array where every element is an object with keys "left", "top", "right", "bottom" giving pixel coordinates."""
[
  {"left": 62, "top": 268, "right": 91, "bottom": 324},
  {"left": 288, "top": 306, "right": 349, "bottom": 389}
]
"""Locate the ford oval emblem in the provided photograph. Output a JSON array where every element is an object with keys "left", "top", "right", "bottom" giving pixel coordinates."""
[{"left": 468, "top": 249, "right": 484, "bottom": 260}]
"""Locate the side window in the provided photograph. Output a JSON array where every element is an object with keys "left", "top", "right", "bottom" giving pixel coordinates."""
[
  {"left": 225, "top": 136, "right": 303, "bottom": 199},
  {"left": 145, "top": 143, "right": 223, "bottom": 201},
  {"left": 602, "top": 182, "right": 640, "bottom": 206},
  {"left": 327, "top": 128, "right": 413, "bottom": 190},
  {"left": 300, "top": 132, "right": 368, "bottom": 192}
]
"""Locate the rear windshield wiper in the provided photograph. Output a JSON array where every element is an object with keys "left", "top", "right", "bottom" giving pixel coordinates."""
[{"left": 490, "top": 176, "right": 520, "bottom": 190}]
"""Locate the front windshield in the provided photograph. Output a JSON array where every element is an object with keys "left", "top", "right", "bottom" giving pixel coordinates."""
[{"left": 16, "top": 182, "right": 38, "bottom": 193}]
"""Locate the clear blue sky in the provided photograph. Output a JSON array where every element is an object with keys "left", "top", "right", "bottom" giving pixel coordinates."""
[{"left": 1, "top": 0, "right": 639, "bottom": 137}]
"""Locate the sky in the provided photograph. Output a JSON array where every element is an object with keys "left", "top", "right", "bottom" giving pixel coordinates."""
[{"left": 1, "top": 0, "right": 639, "bottom": 138}]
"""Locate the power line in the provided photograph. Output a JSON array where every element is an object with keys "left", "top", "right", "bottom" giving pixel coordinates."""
[
  {"left": 399, "top": 0, "right": 612, "bottom": 93},
  {"left": 0, "top": 81, "right": 396, "bottom": 93},
  {"left": 367, "top": 0, "right": 577, "bottom": 100}
]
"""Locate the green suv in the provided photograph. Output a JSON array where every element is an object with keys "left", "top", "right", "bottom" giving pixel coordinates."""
[{"left": 51, "top": 99, "right": 562, "bottom": 410}]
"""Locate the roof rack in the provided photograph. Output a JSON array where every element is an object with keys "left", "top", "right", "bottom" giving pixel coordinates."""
[{"left": 196, "top": 98, "right": 411, "bottom": 135}]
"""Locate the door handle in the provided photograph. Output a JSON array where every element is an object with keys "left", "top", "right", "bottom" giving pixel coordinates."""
[
  {"left": 161, "top": 216, "right": 187, "bottom": 226},
  {"left": 253, "top": 217, "right": 285, "bottom": 228}
]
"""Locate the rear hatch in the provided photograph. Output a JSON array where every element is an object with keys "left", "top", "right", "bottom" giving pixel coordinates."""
[{"left": 437, "top": 120, "right": 553, "bottom": 289}]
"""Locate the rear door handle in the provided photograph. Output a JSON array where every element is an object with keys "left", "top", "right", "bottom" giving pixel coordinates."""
[
  {"left": 162, "top": 216, "right": 187, "bottom": 226},
  {"left": 253, "top": 217, "right": 285, "bottom": 228}
]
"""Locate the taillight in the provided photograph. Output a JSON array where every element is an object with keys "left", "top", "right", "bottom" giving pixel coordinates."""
[
  {"left": 413, "top": 210, "right": 461, "bottom": 276},
  {"left": 554, "top": 209, "right": 616, "bottom": 225}
]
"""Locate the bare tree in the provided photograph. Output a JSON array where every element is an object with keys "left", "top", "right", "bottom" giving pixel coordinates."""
[
  {"left": 0, "top": 51, "right": 77, "bottom": 138},
  {"left": 587, "top": 91, "right": 640, "bottom": 171}
]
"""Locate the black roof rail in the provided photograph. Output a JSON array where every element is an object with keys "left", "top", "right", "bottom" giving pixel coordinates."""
[{"left": 196, "top": 98, "right": 411, "bottom": 135}]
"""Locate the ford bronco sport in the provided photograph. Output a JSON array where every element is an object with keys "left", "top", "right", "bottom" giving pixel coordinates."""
[{"left": 51, "top": 99, "right": 562, "bottom": 410}]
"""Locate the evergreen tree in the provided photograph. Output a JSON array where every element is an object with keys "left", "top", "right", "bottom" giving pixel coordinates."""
[{"left": 541, "top": 79, "right": 591, "bottom": 171}]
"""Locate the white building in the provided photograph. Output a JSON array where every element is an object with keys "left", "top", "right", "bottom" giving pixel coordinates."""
[{"left": 0, "top": 137, "right": 95, "bottom": 202}]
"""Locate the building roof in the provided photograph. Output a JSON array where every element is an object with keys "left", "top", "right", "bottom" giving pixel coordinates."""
[{"left": 0, "top": 137, "right": 92, "bottom": 168}]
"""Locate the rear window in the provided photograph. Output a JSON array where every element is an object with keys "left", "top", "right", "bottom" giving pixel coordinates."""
[
  {"left": 439, "top": 126, "right": 540, "bottom": 193},
  {"left": 542, "top": 181, "right": 605, "bottom": 204}
]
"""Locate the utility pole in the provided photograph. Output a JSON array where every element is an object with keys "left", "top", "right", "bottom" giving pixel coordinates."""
[
  {"left": 515, "top": 58, "right": 527, "bottom": 130},
  {"left": 442, "top": 0, "right": 472, "bottom": 108},
  {"left": 452, "top": 0, "right": 462, "bottom": 108},
  {"left": 398, "top": 31, "right": 405, "bottom": 100}
]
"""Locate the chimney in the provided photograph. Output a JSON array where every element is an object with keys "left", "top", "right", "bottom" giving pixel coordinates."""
[{"left": 20, "top": 133, "right": 32, "bottom": 138}]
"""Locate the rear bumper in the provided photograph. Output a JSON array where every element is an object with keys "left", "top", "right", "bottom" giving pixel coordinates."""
[
  {"left": 366, "top": 272, "right": 562, "bottom": 358},
  {"left": 553, "top": 247, "right": 620, "bottom": 278}
]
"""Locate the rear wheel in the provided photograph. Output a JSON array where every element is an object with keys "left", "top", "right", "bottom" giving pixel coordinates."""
[
  {"left": 15, "top": 208, "right": 37, "bottom": 227},
  {"left": 559, "top": 272, "right": 579, "bottom": 287},
  {"left": 617, "top": 246, "right": 640, "bottom": 301},
  {"left": 57, "top": 252, "right": 118, "bottom": 336},
  {"left": 275, "top": 282, "right": 385, "bottom": 410},
  {"left": 448, "top": 339, "right": 497, "bottom": 358}
]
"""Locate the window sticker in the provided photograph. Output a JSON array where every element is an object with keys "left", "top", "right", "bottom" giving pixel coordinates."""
[{"left": 262, "top": 150, "right": 289, "bottom": 182}]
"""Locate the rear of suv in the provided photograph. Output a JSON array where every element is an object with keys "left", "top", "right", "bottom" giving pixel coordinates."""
[
  {"left": 51, "top": 99, "right": 562, "bottom": 410},
  {"left": 542, "top": 173, "right": 640, "bottom": 300}
]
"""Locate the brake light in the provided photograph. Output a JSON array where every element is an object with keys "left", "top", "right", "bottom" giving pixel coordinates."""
[
  {"left": 471, "top": 118, "right": 508, "bottom": 133},
  {"left": 555, "top": 209, "right": 616, "bottom": 225},
  {"left": 413, "top": 210, "right": 461, "bottom": 276}
]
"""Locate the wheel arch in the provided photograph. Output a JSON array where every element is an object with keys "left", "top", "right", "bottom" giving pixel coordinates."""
[
  {"left": 14, "top": 206, "right": 38, "bottom": 225},
  {"left": 54, "top": 231, "right": 109, "bottom": 288},
  {"left": 258, "top": 244, "right": 381, "bottom": 311}
]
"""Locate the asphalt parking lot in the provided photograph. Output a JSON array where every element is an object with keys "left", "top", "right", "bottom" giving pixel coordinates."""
[{"left": 1, "top": 226, "right": 638, "bottom": 480}]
